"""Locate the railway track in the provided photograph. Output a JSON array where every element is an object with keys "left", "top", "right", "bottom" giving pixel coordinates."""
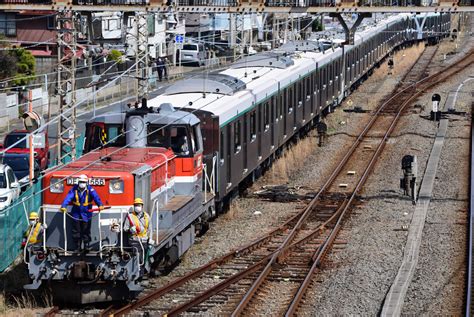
[
  {"left": 97, "top": 46, "right": 473, "bottom": 317},
  {"left": 466, "top": 101, "right": 474, "bottom": 316}
]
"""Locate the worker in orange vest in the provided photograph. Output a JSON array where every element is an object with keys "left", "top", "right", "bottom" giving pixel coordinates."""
[
  {"left": 22, "top": 212, "right": 44, "bottom": 247},
  {"left": 124, "top": 198, "right": 150, "bottom": 270}
]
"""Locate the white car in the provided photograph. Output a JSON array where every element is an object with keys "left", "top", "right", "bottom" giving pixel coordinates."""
[{"left": 0, "top": 164, "right": 21, "bottom": 211}]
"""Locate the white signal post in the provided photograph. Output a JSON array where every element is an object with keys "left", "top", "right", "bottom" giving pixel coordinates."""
[{"left": 28, "top": 90, "right": 34, "bottom": 186}]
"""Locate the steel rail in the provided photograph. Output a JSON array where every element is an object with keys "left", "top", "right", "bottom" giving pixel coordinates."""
[
  {"left": 229, "top": 45, "right": 443, "bottom": 317},
  {"left": 166, "top": 200, "right": 348, "bottom": 317},
  {"left": 105, "top": 48, "right": 473, "bottom": 317},
  {"left": 466, "top": 97, "right": 474, "bottom": 316},
  {"left": 44, "top": 306, "right": 59, "bottom": 317},
  {"left": 233, "top": 47, "right": 473, "bottom": 316},
  {"left": 285, "top": 49, "right": 474, "bottom": 317},
  {"left": 108, "top": 210, "right": 303, "bottom": 316}
]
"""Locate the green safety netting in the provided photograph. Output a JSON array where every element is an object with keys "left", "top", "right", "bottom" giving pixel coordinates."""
[
  {"left": 0, "top": 181, "right": 41, "bottom": 272},
  {"left": 0, "top": 135, "right": 85, "bottom": 272}
]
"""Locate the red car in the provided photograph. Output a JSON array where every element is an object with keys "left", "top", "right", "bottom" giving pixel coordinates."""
[{"left": 1, "top": 130, "right": 49, "bottom": 170}]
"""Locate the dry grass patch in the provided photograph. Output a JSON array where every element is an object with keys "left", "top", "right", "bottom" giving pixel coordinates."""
[
  {"left": 0, "top": 293, "right": 50, "bottom": 317},
  {"left": 269, "top": 135, "right": 317, "bottom": 184},
  {"left": 224, "top": 199, "right": 243, "bottom": 220}
]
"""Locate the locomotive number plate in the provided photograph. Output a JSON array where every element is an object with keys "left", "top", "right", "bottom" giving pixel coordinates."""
[{"left": 67, "top": 178, "right": 106, "bottom": 186}]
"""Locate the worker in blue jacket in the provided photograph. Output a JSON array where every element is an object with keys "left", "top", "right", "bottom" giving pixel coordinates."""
[{"left": 60, "top": 174, "right": 104, "bottom": 252}]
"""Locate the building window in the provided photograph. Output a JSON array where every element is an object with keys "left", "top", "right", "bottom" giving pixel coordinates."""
[
  {"left": 234, "top": 121, "right": 241, "bottom": 153},
  {"left": 104, "top": 18, "right": 121, "bottom": 31},
  {"left": 147, "top": 15, "right": 155, "bottom": 36},
  {"left": 0, "top": 13, "right": 16, "bottom": 37},
  {"left": 250, "top": 111, "right": 256, "bottom": 140}
]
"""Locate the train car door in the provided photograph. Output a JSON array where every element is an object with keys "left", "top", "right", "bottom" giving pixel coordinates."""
[{"left": 231, "top": 119, "right": 243, "bottom": 187}]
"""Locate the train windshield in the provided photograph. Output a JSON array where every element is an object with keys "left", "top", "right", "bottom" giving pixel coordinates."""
[
  {"left": 148, "top": 124, "right": 202, "bottom": 157},
  {"left": 84, "top": 123, "right": 126, "bottom": 153}
]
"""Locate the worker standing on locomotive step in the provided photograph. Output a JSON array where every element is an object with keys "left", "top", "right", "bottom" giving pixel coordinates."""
[
  {"left": 60, "top": 174, "right": 104, "bottom": 252},
  {"left": 22, "top": 211, "right": 44, "bottom": 247},
  {"left": 124, "top": 198, "right": 150, "bottom": 269}
]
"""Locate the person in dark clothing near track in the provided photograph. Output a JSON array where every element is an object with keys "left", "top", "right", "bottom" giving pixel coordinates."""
[
  {"left": 157, "top": 57, "right": 168, "bottom": 81},
  {"left": 60, "top": 174, "right": 104, "bottom": 252}
]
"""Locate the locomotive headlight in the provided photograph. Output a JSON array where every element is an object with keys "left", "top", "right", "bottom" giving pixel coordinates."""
[
  {"left": 50, "top": 178, "right": 64, "bottom": 193},
  {"left": 109, "top": 179, "right": 124, "bottom": 194}
]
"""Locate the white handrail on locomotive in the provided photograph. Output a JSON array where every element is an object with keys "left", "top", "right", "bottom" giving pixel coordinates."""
[
  {"left": 203, "top": 154, "right": 217, "bottom": 203},
  {"left": 42, "top": 205, "right": 46, "bottom": 253},
  {"left": 151, "top": 198, "right": 159, "bottom": 245},
  {"left": 99, "top": 210, "right": 102, "bottom": 259},
  {"left": 63, "top": 209, "right": 68, "bottom": 255},
  {"left": 36, "top": 152, "right": 175, "bottom": 263},
  {"left": 150, "top": 151, "right": 176, "bottom": 206}
]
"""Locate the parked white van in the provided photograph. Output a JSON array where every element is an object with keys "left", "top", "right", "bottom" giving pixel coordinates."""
[{"left": 180, "top": 42, "right": 206, "bottom": 66}]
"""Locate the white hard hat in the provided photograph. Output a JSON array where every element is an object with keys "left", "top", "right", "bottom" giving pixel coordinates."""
[{"left": 78, "top": 174, "right": 88, "bottom": 182}]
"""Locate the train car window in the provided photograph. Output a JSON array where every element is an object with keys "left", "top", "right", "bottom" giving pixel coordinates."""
[
  {"left": 234, "top": 121, "right": 241, "bottom": 153},
  {"left": 220, "top": 130, "right": 225, "bottom": 165},
  {"left": 250, "top": 111, "right": 257, "bottom": 140},
  {"left": 275, "top": 95, "right": 279, "bottom": 119},
  {"left": 170, "top": 126, "right": 190, "bottom": 157},
  {"left": 264, "top": 102, "right": 270, "bottom": 130},
  {"left": 280, "top": 94, "right": 284, "bottom": 119},
  {"left": 306, "top": 77, "right": 311, "bottom": 98},
  {"left": 298, "top": 82, "right": 303, "bottom": 106},
  {"left": 288, "top": 87, "right": 293, "bottom": 113},
  {"left": 147, "top": 125, "right": 168, "bottom": 148}
]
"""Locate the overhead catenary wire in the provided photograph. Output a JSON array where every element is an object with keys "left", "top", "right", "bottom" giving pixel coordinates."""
[
  {"left": 0, "top": 13, "right": 435, "bottom": 207},
  {"left": 3, "top": 62, "right": 275, "bottom": 212}
]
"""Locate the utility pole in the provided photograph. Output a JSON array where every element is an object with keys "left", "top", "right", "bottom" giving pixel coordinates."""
[
  {"left": 134, "top": 12, "right": 150, "bottom": 101},
  {"left": 56, "top": 11, "right": 77, "bottom": 164}
]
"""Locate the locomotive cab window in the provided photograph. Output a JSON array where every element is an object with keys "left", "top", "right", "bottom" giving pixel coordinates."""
[
  {"left": 147, "top": 124, "right": 193, "bottom": 157},
  {"left": 234, "top": 121, "right": 241, "bottom": 153},
  {"left": 191, "top": 124, "right": 203, "bottom": 154},
  {"left": 170, "top": 126, "right": 192, "bottom": 157},
  {"left": 148, "top": 125, "right": 167, "bottom": 148},
  {"left": 84, "top": 123, "right": 126, "bottom": 153}
]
